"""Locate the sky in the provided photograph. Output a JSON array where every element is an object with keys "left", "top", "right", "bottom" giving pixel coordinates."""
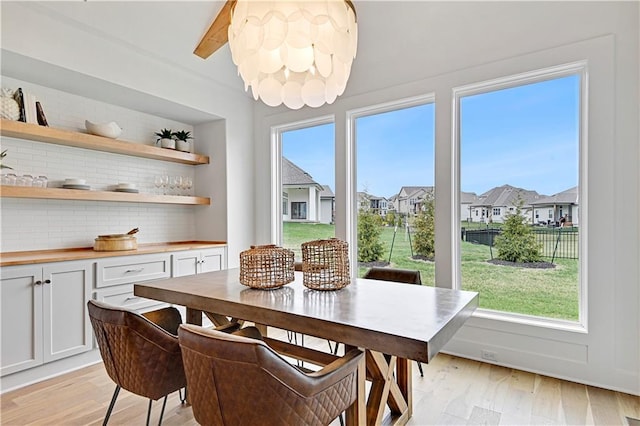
[{"left": 283, "top": 74, "right": 579, "bottom": 199}]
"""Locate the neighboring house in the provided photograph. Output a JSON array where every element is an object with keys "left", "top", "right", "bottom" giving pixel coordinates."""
[
  {"left": 529, "top": 186, "right": 579, "bottom": 226},
  {"left": 357, "top": 192, "right": 388, "bottom": 217},
  {"left": 282, "top": 157, "right": 331, "bottom": 223},
  {"left": 470, "top": 184, "right": 542, "bottom": 223},
  {"left": 395, "top": 186, "right": 434, "bottom": 215},
  {"left": 387, "top": 194, "right": 398, "bottom": 213},
  {"left": 460, "top": 191, "right": 479, "bottom": 222},
  {"left": 319, "top": 185, "right": 335, "bottom": 224}
]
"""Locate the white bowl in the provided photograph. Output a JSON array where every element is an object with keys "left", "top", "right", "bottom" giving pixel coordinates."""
[
  {"left": 65, "top": 178, "right": 86, "bottom": 185},
  {"left": 117, "top": 183, "right": 137, "bottom": 189},
  {"left": 85, "top": 120, "right": 122, "bottom": 139}
]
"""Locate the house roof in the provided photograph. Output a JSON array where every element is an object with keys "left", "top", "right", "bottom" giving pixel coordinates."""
[
  {"left": 460, "top": 191, "right": 479, "bottom": 204},
  {"left": 398, "top": 186, "right": 434, "bottom": 200},
  {"left": 529, "top": 186, "right": 578, "bottom": 206},
  {"left": 320, "top": 185, "right": 335, "bottom": 199},
  {"left": 282, "top": 157, "right": 321, "bottom": 187},
  {"left": 472, "top": 184, "right": 541, "bottom": 207}
]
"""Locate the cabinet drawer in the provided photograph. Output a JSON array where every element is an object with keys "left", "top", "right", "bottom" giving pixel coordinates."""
[
  {"left": 96, "top": 254, "right": 171, "bottom": 288},
  {"left": 96, "top": 285, "right": 164, "bottom": 312}
]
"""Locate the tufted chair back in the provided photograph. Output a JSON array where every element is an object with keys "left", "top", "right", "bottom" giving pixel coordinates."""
[
  {"left": 87, "top": 300, "right": 186, "bottom": 401},
  {"left": 178, "top": 324, "right": 363, "bottom": 426}
]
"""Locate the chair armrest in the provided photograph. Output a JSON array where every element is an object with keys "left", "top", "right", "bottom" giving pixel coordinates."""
[{"left": 260, "top": 346, "right": 364, "bottom": 398}]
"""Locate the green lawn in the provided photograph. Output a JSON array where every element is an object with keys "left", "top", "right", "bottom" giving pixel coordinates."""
[{"left": 283, "top": 222, "right": 579, "bottom": 321}]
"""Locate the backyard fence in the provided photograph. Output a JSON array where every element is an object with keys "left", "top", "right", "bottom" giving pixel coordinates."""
[{"left": 461, "top": 227, "right": 579, "bottom": 260}]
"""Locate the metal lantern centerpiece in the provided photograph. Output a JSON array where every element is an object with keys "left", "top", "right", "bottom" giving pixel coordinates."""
[
  {"left": 301, "top": 238, "right": 350, "bottom": 290},
  {"left": 240, "top": 244, "right": 295, "bottom": 289},
  {"left": 228, "top": 0, "right": 358, "bottom": 109}
]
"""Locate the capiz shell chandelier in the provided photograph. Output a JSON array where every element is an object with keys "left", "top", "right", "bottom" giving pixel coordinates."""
[{"left": 228, "top": 0, "right": 358, "bottom": 109}]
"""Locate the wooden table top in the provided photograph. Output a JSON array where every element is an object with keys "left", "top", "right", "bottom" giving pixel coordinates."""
[
  {"left": 135, "top": 268, "right": 478, "bottom": 363},
  {"left": 0, "top": 241, "right": 227, "bottom": 266}
]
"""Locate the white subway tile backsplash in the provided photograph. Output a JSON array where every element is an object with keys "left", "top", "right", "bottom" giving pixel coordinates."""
[{"left": 1, "top": 77, "right": 198, "bottom": 252}]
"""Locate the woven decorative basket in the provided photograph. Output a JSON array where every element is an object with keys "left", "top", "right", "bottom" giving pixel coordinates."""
[
  {"left": 301, "top": 238, "right": 350, "bottom": 291},
  {"left": 239, "top": 245, "right": 295, "bottom": 289}
]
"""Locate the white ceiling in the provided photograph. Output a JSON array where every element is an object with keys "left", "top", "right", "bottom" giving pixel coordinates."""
[
  {"left": 3, "top": 1, "right": 619, "bottom": 120},
  {"left": 25, "top": 1, "right": 244, "bottom": 93}
]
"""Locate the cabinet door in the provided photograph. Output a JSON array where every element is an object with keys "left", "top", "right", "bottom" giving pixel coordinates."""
[
  {"left": 0, "top": 265, "right": 43, "bottom": 376},
  {"left": 199, "top": 248, "right": 226, "bottom": 274},
  {"left": 42, "top": 261, "right": 93, "bottom": 363},
  {"left": 172, "top": 250, "right": 201, "bottom": 277}
]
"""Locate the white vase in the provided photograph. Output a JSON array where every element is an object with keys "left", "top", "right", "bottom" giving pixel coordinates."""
[
  {"left": 0, "top": 88, "right": 20, "bottom": 121},
  {"left": 176, "top": 139, "right": 190, "bottom": 152},
  {"left": 160, "top": 138, "right": 175, "bottom": 149}
]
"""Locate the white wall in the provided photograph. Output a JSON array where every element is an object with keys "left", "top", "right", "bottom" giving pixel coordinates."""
[
  {"left": 1, "top": 3, "right": 255, "bottom": 264},
  {"left": 252, "top": 2, "right": 639, "bottom": 394},
  {"left": 1, "top": 76, "right": 197, "bottom": 250}
]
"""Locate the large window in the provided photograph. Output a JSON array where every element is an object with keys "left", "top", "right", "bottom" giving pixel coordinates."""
[
  {"left": 277, "top": 119, "right": 335, "bottom": 259},
  {"left": 352, "top": 98, "right": 435, "bottom": 282},
  {"left": 457, "top": 69, "right": 582, "bottom": 322}
]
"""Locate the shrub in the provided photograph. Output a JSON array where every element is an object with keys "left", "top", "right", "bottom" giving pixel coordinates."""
[
  {"left": 494, "top": 200, "right": 542, "bottom": 263},
  {"left": 358, "top": 210, "right": 384, "bottom": 262},
  {"left": 413, "top": 195, "right": 435, "bottom": 258}
]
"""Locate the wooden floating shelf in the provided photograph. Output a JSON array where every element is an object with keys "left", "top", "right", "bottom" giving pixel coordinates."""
[
  {"left": 0, "top": 186, "right": 210, "bottom": 205},
  {"left": 0, "top": 119, "right": 209, "bottom": 165}
]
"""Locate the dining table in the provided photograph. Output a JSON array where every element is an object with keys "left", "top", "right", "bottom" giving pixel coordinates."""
[{"left": 134, "top": 268, "right": 478, "bottom": 426}]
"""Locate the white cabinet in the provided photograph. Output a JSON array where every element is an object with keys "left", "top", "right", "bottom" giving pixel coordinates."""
[
  {"left": 172, "top": 247, "right": 226, "bottom": 277},
  {"left": 0, "top": 260, "right": 93, "bottom": 376},
  {"left": 95, "top": 253, "right": 171, "bottom": 312}
]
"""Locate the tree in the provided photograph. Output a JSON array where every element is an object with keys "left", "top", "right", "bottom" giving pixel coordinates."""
[
  {"left": 358, "top": 210, "right": 384, "bottom": 262},
  {"left": 413, "top": 195, "right": 435, "bottom": 258},
  {"left": 494, "top": 200, "right": 542, "bottom": 263},
  {"left": 385, "top": 211, "right": 397, "bottom": 227}
]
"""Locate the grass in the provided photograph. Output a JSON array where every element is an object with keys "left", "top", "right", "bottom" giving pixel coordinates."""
[{"left": 283, "top": 222, "right": 579, "bottom": 321}]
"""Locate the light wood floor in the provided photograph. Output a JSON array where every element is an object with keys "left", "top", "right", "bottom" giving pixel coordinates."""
[{"left": 2, "top": 329, "right": 638, "bottom": 426}]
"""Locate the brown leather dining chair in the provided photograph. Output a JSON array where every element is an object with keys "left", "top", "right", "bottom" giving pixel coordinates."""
[
  {"left": 362, "top": 267, "right": 425, "bottom": 376},
  {"left": 87, "top": 300, "right": 187, "bottom": 426},
  {"left": 178, "top": 323, "right": 364, "bottom": 426}
]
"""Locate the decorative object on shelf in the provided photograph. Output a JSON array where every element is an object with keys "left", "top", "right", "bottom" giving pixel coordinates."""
[
  {"left": 63, "top": 178, "right": 90, "bottom": 190},
  {"left": 227, "top": 0, "right": 358, "bottom": 109},
  {"left": 93, "top": 228, "right": 139, "bottom": 251},
  {"left": 155, "top": 128, "right": 175, "bottom": 149},
  {"left": 1, "top": 149, "right": 13, "bottom": 170},
  {"left": 35, "top": 102, "right": 49, "bottom": 126},
  {"left": 239, "top": 244, "right": 295, "bottom": 289},
  {"left": 114, "top": 183, "right": 139, "bottom": 193},
  {"left": 85, "top": 120, "right": 122, "bottom": 139},
  {"left": 0, "top": 88, "right": 21, "bottom": 121},
  {"left": 301, "top": 238, "right": 350, "bottom": 291},
  {"left": 172, "top": 130, "right": 192, "bottom": 152}
]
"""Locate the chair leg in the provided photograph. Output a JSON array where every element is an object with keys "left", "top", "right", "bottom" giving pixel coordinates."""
[
  {"left": 146, "top": 399, "right": 153, "bottom": 426},
  {"left": 417, "top": 361, "right": 424, "bottom": 377},
  {"left": 102, "top": 385, "right": 121, "bottom": 426},
  {"left": 157, "top": 395, "right": 168, "bottom": 426},
  {"left": 338, "top": 413, "right": 345, "bottom": 426},
  {"left": 179, "top": 387, "right": 188, "bottom": 404}
]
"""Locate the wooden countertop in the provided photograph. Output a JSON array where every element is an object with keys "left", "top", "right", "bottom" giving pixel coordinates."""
[{"left": 0, "top": 241, "right": 227, "bottom": 266}]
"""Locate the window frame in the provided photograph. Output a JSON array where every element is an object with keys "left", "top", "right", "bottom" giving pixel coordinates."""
[
  {"left": 270, "top": 115, "right": 335, "bottom": 245},
  {"left": 452, "top": 62, "right": 588, "bottom": 328},
  {"left": 346, "top": 93, "right": 436, "bottom": 276}
]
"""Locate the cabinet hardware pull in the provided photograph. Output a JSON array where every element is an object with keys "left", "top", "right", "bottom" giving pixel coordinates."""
[
  {"left": 34, "top": 280, "right": 43, "bottom": 285},
  {"left": 124, "top": 296, "right": 140, "bottom": 302},
  {"left": 125, "top": 268, "right": 144, "bottom": 273},
  {"left": 44, "top": 279, "right": 51, "bottom": 284}
]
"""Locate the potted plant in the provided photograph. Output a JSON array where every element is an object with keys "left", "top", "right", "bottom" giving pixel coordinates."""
[
  {"left": 173, "top": 130, "right": 192, "bottom": 153},
  {"left": 155, "top": 128, "right": 175, "bottom": 149}
]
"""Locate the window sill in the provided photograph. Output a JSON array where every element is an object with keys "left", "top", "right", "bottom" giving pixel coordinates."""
[{"left": 471, "top": 308, "right": 588, "bottom": 334}]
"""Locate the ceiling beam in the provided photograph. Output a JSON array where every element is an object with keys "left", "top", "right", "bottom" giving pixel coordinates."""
[{"left": 193, "top": 0, "right": 236, "bottom": 59}]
